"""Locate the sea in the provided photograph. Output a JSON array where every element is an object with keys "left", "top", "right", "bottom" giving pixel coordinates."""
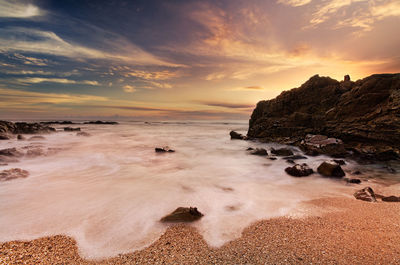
[{"left": 0, "top": 120, "right": 399, "bottom": 259}]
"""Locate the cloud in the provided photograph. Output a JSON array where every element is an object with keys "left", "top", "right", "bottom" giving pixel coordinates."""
[
  {"left": 123, "top": 85, "right": 136, "bottom": 93},
  {"left": 124, "top": 70, "right": 181, "bottom": 80},
  {"left": 13, "top": 53, "right": 48, "bottom": 66},
  {"left": 0, "top": 0, "right": 44, "bottom": 18},
  {"left": 198, "top": 101, "right": 254, "bottom": 109},
  {"left": 0, "top": 27, "right": 179, "bottom": 66},
  {"left": 277, "top": 0, "right": 312, "bottom": 7},
  {"left": 243, "top": 86, "right": 264, "bottom": 90},
  {"left": 17, "top": 77, "right": 99, "bottom": 85}
]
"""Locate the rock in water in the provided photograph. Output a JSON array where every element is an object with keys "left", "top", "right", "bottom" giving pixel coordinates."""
[
  {"left": 155, "top": 146, "right": 175, "bottom": 153},
  {"left": 247, "top": 74, "right": 400, "bottom": 160},
  {"left": 300, "top": 134, "right": 347, "bottom": 157},
  {"left": 250, "top": 148, "right": 268, "bottom": 156},
  {"left": 271, "top": 148, "right": 293, "bottom": 156},
  {"left": 354, "top": 187, "right": 377, "bottom": 202},
  {"left": 0, "top": 168, "right": 29, "bottom": 181},
  {"left": 0, "top": 148, "right": 24, "bottom": 157},
  {"left": 76, "top": 132, "right": 91, "bottom": 137},
  {"left": 64, "top": 127, "right": 81, "bottom": 131},
  {"left": 160, "top": 207, "right": 204, "bottom": 222},
  {"left": 285, "top": 163, "right": 314, "bottom": 177},
  {"left": 28, "top": 136, "right": 46, "bottom": 141},
  {"left": 317, "top": 161, "right": 345, "bottom": 178},
  {"left": 230, "top": 131, "right": 246, "bottom": 140},
  {"left": 382, "top": 196, "right": 400, "bottom": 202},
  {"left": 17, "top": 134, "right": 25, "bottom": 140},
  {"left": 0, "top": 134, "right": 10, "bottom": 140},
  {"left": 344, "top": 178, "right": 361, "bottom": 184}
]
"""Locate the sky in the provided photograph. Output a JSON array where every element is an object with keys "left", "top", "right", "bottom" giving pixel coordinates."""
[{"left": 0, "top": 0, "right": 399, "bottom": 120}]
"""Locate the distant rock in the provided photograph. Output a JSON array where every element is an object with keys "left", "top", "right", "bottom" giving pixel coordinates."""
[
  {"left": 64, "top": 127, "right": 81, "bottom": 131},
  {"left": 317, "top": 161, "right": 345, "bottom": 178},
  {"left": 84, "top": 121, "right": 118, "bottom": 125},
  {"left": 271, "top": 148, "right": 293, "bottom": 156},
  {"left": 41, "top": 121, "right": 74, "bottom": 125},
  {"left": 344, "top": 178, "right": 361, "bottom": 184},
  {"left": 76, "top": 131, "right": 91, "bottom": 137},
  {"left": 246, "top": 147, "right": 254, "bottom": 151},
  {"left": 26, "top": 147, "right": 45, "bottom": 157},
  {"left": 17, "top": 134, "right": 25, "bottom": 140},
  {"left": 0, "top": 168, "right": 29, "bottom": 181},
  {"left": 285, "top": 163, "right": 314, "bottom": 177},
  {"left": 0, "top": 134, "right": 10, "bottom": 140},
  {"left": 354, "top": 187, "right": 376, "bottom": 202},
  {"left": 160, "top": 207, "right": 204, "bottom": 222},
  {"left": 250, "top": 148, "right": 268, "bottom": 156},
  {"left": 382, "top": 196, "right": 400, "bottom": 202},
  {"left": 230, "top": 131, "right": 246, "bottom": 140},
  {"left": 247, "top": 74, "right": 400, "bottom": 161},
  {"left": 155, "top": 146, "right": 175, "bottom": 153},
  {"left": 0, "top": 120, "right": 55, "bottom": 134}
]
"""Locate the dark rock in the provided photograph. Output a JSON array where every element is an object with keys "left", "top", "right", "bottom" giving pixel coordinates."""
[
  {"left": 247, "top": 74, "right": 400, "bottom": 160},
  {"left": 268, "top": 156, "right": 277, "bottom": 160},
  {"left": 250, "top": 148, "right": 268, "bottom": 156},
  {"left": 333, "top": 159, "right": 346, "bottom": 165},
  {"left": 286, "top": 159, "right": 295, "bottom": 164},
  {"left": 285, "top": 163, "right": 314, "bottom": 177},
  {"left": 230, "top": 131, "right": 246, "bottom": 140},
  {"left": 271, "top": 148, "right": 293, "bottom": 156},
  {"left": 64, "top": 127, "right": 81, "bottom": 131},
  {"left": 0, "top": 156, "right": 19, "bottom": 163},
  {"left": 382, "top": 196, "right": 400, "bottom": 202},
  {"left": 0, "top": 134, "right": 10, "bottom": 140},
  {"left": 0, "top": 148, "right": 24, "bottom": 157},
  {"left": 344, "top": 178, "right": 361, "bottom": 184},
  {"left": 283, "top": 155, "right": 307, "bottom": 160},
  {"left": 160, "top": 207, "right": 204, "bottom": 222},
  {"left": 300, "top": 134, "right": 347, "bottom": 157},
  {"left": 317, "top": 161, "right": 345, "bottom": 178},
  {"left": 76, "top": 132, "right": 91, "bottom": 137},
  {"left": 0, "top": 168, "right": 29, "bottom": 181},
  {"left": 17, "top": 135, "right": 25, "bottom": 140},
  {"left": 352, "top": 171, "right": 362, "bottom": 175},
  {"left": 354, "top": 187, "right": 376, "bottom": 202},
  {"left": 28, "top": 136, "right": 46, "bottom": 141},
  {"left": 155, "top": 146, "right": 175, "bottom": 153},
  {"left": 344, "top": 75, "right": 351, "bottom": 82},
  {"left": 246, "top": 147, "right": 254, "bottom": 151},
  {"left": 41, "top": 121, "right": 74, "bottom": 125},
  {"left": 1, "top": 120, "right": 55, "bottom": 134},
  {"left": 84, "top": 121, "right": 118, "bottom": 125}
]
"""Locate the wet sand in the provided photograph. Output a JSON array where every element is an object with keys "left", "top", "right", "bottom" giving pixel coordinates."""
[{"left": 1, "top": 196, "right": 400, "bottom": 264}]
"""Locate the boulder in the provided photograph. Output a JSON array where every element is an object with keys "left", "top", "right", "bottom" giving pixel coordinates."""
[
  {"left": 160, "top": 207, "right": 204, "bottom": 222},
  {"left": 354, "top": 187, "right": 376, "bottom": 202},
  {"left": 271, "top": 148, "right": 293, "bottom": 156},
  {"left": 246, "top": 147, "right": 254, "bottom": 151},
  {"left": 250, "top": 148, "right": 268, "bottom": 156},
  {"left": 317, "top": 161, "right": 345, "bottom": 178},
  {"left": 17, "top": 134, "right": 25, "bottom": 140},
  {"left": 285, "top": 163, "right": 314, "bottom": 177},
  {"left": 247, "top": 74, "right": 400, "bottom": 161},
  {"left": 155, "top": 146, "right": 175, "bottom": 153},
  {"left": 0, "top": 168, "right": 29, "bottom": 181},
  {"left": 230, "top": 131, "right": 246, "bottom": 140},
  {"left": 382, "top": 196, "right": 400, "bottom": 202},
  {"left": 64, "top": 127, "right": 81, "bottom": 131}
]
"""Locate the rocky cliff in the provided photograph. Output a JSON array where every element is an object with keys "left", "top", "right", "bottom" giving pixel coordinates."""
[{"left": 248, "top": 73, "right": 400, "bottom": 160}]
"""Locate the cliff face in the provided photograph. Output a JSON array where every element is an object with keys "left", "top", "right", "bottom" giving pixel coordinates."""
[{"left": 248, "top": 74, "right": 400, "bottom": 156}]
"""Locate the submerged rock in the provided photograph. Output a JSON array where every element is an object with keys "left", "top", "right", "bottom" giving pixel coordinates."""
[
  {"left": 28, "top": 136, "right": 46, "bottom": 141},
  {"left": 285, "top": 163, "right": 314, "bottom": 177},
  {"left": 0, "top": 133, "right": 10, "bottom": 140},
  {"left": 230, "top": 131, "right": 246, "bottom": 140},
  {"left": 0, "top": 148, "right": 24, "bottom": 157},
  {"left": 160, "top": 207, "right": 204, "bottom": 222},
  {"left": 271, "top": 148, "right": 293, "bottom": 156},
  {"left": 382, "top": 196, "right": 400, "bottom": 202},
  {"left": 155, "top": 146, "right": 175, "bottom": 153},
  {"left": 317, "top": 161, "right": 345, "bottom": 178},
  {"left": 17, "top": 134, "right": 25, "bottom": 140},
  {"left": 344, "top": 178, "right": 361, "bottom": 184},
  {"left": 354, "top": 187, "right": 376, "bottom": 202},
  {"left": 0, "top": 168, "right": 29, "bottom": 181},
  {"left": 283, "top": 155, "right": 307, "bottom": 160},
  {"left": 250, "top": 148, "right": 268, "bottom": 156},
  {"left": 76, "top": 131, "right": 91, "bottom": 137},
  {"left": 64, "top": 127, "right": 81, "bottom": 131}
]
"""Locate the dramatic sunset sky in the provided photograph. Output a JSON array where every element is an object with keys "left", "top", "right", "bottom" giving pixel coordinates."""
[{"left": 0, "top": 0, "right": 399, "bottom": 120}]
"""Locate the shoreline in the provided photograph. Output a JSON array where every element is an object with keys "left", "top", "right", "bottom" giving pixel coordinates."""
[{"left": 1, "top": 196, "right": 400, "bottom": 264}]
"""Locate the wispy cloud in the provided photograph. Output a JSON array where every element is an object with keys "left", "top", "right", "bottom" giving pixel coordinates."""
[
  {"left": 123, "top": 85, "right": 136, "bottom": 93},
  {"left": 197, "top": 101, "right": 254, "bottom": 109},
  {"left": 17, "top": 77, "right": 99, "bottom": 85},
  {"left": 277, "top": 0, "right": 312, "bottom": 7},
  {"left": 0, "top": 0, "right": 44, "bottom": 18}
]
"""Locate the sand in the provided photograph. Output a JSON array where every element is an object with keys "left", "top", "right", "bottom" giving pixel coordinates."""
[{"left": 1, "top": 196, "right": 400, "bottom": 265}]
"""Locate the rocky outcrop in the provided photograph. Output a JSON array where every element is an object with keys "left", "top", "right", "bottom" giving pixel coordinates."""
[
  {"left": 248, "top": 74, "right": 400, "bottom": 160},
  {"left": 285, "top": 163, "right": 314, "bottom": 177},
  {"left": 0, "top": 121, "right": 55, "bottom": 134},
  {"left": 155, "top": 146, "right": 175, "bottom": 153},
  {"left": 250, "top": 148, "right": 268, "bottom": 156},
  {"left": 230, "top": 131, "right": 246, "bottom": 140},
  {"left": 160, "top": 207, "right": 204, "bottom": 222}
]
